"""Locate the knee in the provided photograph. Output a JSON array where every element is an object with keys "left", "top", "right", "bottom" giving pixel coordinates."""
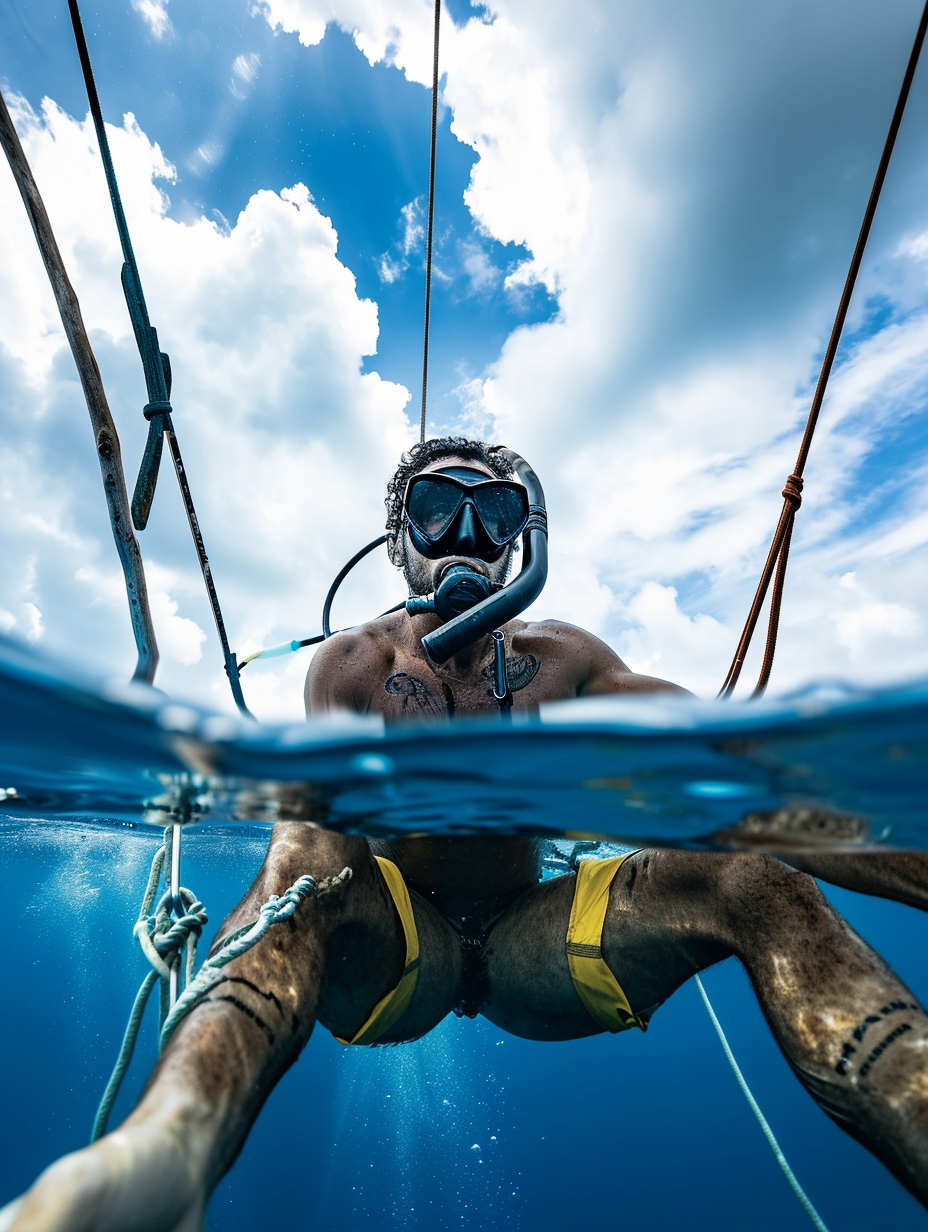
[
  {"left": 257, "top": 825, "right": 371, "bottom": 892},
  {"left": 714, "top": 852, "right": 830, "bottom": 939}
]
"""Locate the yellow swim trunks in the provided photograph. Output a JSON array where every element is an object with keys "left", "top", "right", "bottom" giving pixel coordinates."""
[
  {"left": 336, "top": 853, "right": 645, "bottom": 1044},
  {"left": 567, "top": 855, "right": 649, "bottom": 1033},
  {"left": 334, "top": 856, "right": 420, "bottom": 1046}
]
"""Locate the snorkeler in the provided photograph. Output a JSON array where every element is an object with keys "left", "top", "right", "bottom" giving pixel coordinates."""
[{"left": 4, "top": 436, "right": 928, "bottom": 1230}]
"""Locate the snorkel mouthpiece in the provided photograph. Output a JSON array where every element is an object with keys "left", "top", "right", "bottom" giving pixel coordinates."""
[
  {"left": 406, "top": 566, "right": 495, "bottom": 622},
  {"left": 420, "top": 449, "right": 548, "bottom": 664}
]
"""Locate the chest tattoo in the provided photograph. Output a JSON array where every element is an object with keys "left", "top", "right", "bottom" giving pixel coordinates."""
[
  {"left": 481, "top": 653, "right": 540, "bottom": 694},
  {"left": 384, "top": 672, "right": 447, "bottom": 716}
]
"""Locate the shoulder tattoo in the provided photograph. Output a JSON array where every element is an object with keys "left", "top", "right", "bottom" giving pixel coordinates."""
[{"left": 481, "top": 653, "right": 540, "bottom": 693}]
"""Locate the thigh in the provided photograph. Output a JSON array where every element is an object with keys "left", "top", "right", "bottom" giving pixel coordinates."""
[
  {"left": 482, "top": 874, "right": 595, "bottom": 1040},
  {"left": 215, "top": 823, "right": 463, "bottom": 1045},
  {"left": 481, "top": 852, "right": 734, "bottom": 1042}
]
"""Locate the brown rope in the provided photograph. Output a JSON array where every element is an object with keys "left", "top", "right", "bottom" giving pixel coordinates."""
[{"left": 718, "top": 0, "right": 928, "bottom": 699}]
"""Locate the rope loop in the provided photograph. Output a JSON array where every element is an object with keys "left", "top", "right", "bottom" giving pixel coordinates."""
[
  {"left": 258, "top": 874, "right": 319, "bottom": 923},
  {"left": 159, "top": 866, "right": 352, "bottom": 1050},
  {"left": 133, "top": 886, "right": 208, "bottom": 981},
  {"left": 781, "top": 473, "right": 804, "bottom": 509},
  {"left": 143, "top": 400, "right": 172, "bottom": 421}
]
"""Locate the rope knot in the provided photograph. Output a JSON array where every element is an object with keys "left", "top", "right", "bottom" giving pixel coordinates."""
[
  {"left": 781, "top": 473, "right": 803, "bottom": 510},
  {"left": 143, "top": 400, "right": 172, "bottom": 421},
  {"left": 134, "top": 888, "right": 208, "bottom": 980}
]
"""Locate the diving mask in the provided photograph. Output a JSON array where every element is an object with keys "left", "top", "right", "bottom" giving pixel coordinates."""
[{"left": 403, "top": 466, "right": 529, "bottom": 562}]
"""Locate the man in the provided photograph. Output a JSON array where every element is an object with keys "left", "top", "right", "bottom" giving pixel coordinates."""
[{"left": 4, "top": 436, "right": 928, "bottom": 1230}]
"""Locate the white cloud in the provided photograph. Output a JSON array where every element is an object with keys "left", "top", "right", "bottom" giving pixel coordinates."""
[
  {"left": 4, "top": 0, "right": 928, "bottom": 721},
  {"left": 131, "top": 0, "right": 173, "bottom": 41},
  {"left": 0, "top": 91, "right": 412, "bottom": 718},
  {"left": 233, "top": 52, "right": 262, "bottom": 85},
  {"left": 253, "top": 0, "right": 928, "bottom": 697},
  {"left": 459, "top": 240, "right": 501, "bottom": 297},
  {"left": 898, "top": 229, "right": 928, "bottom": 261},
  {"left": 834, "top": 572, "right": 921, "bottom": 662},
  {"left": 231, "top": 52, "right": 262, "bottom": 98},
  {"left": 259, "top": 0, "right": 438, "bottom": 83},
  {"left": 378, "top": 197, "right": 425, "bottom": 284}
]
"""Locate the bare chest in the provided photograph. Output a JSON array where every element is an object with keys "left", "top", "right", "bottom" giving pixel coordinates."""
[{"left": 372, "top": 644, "right": 551, "bottom": 720}]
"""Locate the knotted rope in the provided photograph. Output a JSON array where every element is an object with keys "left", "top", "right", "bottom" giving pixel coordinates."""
[
  {"left": 67, "top": 0, "right": 251, "bottom": 716},
  {"left": 91, "top": 832, "right": 350, "bottom": 1143},
  {"left": 91, "top": 831, "right": 206, "bottom": 1141},
  {"left": 160, "top": 867, "right": 351, "bottom": 1050}
]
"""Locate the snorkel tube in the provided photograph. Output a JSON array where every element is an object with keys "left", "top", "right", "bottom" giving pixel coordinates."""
[
  {"left": 419, "top": 448, "right": 548, "bottom": 664},
  {"left": 241, "top": 448, "right": 546, "bottom": 671}
]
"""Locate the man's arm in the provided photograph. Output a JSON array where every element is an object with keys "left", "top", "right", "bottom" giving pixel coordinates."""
[
  {"left": 304, "top": 627, "right": 393, "bottom": 716},
  {"left": 564, "top": 624, "right": 693, "bottom": 698}
]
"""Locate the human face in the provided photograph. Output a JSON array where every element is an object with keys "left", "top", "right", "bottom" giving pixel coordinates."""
[{"left": 396, "top": 456, "right": 517, "bottom": 596}]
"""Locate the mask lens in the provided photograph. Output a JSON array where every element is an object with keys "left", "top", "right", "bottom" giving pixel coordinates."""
[
  {"left": 406, "top": 477, "right": 465, "bottom": 539},
  {"left": 472, "top": 484, "right": 528, "bottom": 543}
]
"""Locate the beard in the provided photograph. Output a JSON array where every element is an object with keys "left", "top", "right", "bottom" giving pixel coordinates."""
[
  {"left": 403, "top": 550, "right": 434, "bottom": 598},
  {"left": 402, "top": 534, "right": 514, "bottom": 596}
]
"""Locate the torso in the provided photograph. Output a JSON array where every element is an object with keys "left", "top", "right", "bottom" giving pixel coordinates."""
[
  {"left": 305, "top": 611, "right": 687, "bottom": 904},
  {"left": 351, "top": 617, "right": 564, "bottom": 721}
]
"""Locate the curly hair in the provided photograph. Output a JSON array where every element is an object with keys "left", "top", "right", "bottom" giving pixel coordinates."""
[{"left": 384, "top": 437, "right": 514, "bottom": 537}]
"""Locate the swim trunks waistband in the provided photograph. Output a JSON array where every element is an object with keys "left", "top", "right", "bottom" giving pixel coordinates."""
[
  {"left": 567, "top": 855, "right": 649, "bottom": 1034},
  {"left": 334, "top": 856, "right": 420, "bottom": 1047}
]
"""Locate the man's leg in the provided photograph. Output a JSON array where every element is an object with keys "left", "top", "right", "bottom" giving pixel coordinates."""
[
  {"left": 483, "top": 851, "right": 928, "bottom": 1206},
  {"left": 779, "top": 850, "right": 928, "bottom": 911},
  {"left": 1, "top": 825, "right": 460, "bottom": 1232}
]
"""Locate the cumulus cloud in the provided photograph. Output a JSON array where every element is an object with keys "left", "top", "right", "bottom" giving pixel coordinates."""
[
  {"left": 259, "top": 0, "right": 438, "bottom": 83},
  {"left": 4, "top": 0, "right": 928, "bottom": 720},
  {"left": 255, "top": 0, "right": 928, "bottom": 696},
  {"left": 0, "top": 91, "right": 411, "bottom": 717}
]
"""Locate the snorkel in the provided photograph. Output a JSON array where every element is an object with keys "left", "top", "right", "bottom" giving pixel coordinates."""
[
  {"left": 409, "top": 448, "right": 548, "bottom": 664},
  {"left": 239, "top": 446, "right": 547, "bottom": 673}
]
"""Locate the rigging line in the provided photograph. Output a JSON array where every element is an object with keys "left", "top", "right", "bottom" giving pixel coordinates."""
[
  {"left": 419, "top": 0, "right": 442, "bottom": 443},
  {"left": 66, "top": 0, "right": 251, "bottom": 717},
  {"left": 694, "top": 976, "right": 830, "bottom": 1232},
  {"left": 718, "top": 0, "right": 928, "bottom": 701}
]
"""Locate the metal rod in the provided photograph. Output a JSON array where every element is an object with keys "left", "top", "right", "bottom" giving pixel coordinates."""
[
  {"left": 67, "top": 0, "right": 251, "bottom": 717},
  {"left": 0, "top": 87, "right": 159, "bottom": 682},
  {"left": 164, "top": 428, "right": 251, "bottom": 715},
  {"left": 491, "top": 629, "right": 513, "bottom": 720},
  {"left": 169, "top": 822, "right": 183, "bottom": 1007}
]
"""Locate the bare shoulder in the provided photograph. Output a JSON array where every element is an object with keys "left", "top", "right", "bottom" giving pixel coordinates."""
[
  {"left": 304, "top": 614, "right": 401, "bottom": 715},
  {"left": 510, "top": 618, "right": 693, "bottom": 698}
]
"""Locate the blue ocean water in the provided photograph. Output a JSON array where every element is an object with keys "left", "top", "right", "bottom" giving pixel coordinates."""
[{"left": 2, "top": 632, "right": 928, "bottom": 1228}]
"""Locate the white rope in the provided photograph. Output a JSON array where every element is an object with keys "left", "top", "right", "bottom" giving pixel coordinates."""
[
  {"left": 159, "top": 867, "right": 352, "bottom": 1050},
  {"left": 695, "top": 975, "right": 830, "bottom": 1232}
]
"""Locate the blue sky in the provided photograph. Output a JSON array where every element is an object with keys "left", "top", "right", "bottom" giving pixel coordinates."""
[{"left": 0, "top": 0, "right": 927, "bottom": 718}]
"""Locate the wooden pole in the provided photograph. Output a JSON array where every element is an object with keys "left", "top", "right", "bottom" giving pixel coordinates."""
[{"left": 0, "top": 87, "right": 158, "bottom": 683}]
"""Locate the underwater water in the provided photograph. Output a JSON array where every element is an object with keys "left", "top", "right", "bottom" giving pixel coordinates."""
[{"left": 2, "top": 632, "right": 928, "bottom": 1229}]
